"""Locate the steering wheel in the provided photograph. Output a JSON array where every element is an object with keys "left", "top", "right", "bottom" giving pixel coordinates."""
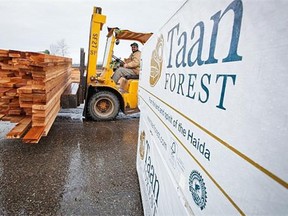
[{"left": 112, "top": 55, "right": 125, "bottom": 66}]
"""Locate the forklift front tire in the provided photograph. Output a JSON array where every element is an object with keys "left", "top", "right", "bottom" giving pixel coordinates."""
[{"left": 87, "top": 91, "right": 120, "bottom": 121}]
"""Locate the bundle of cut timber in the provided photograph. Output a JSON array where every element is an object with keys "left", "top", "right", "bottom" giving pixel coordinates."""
[{"left": 0, "top": 49, "right": 72, "bottom": 143}]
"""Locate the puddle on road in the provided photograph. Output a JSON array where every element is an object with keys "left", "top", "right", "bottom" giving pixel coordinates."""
[
  {"left": 0, "top": 122, "right": 16, "bottom": 140},
  {"left": 57, "top": 141, "right": 92, "bottom": 214}
]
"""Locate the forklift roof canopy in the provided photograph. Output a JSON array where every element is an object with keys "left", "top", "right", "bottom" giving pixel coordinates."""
[{"left": 107, "top": 27, "right": 153, "bottom": 44}]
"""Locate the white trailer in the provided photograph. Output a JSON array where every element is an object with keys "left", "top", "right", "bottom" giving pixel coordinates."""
[{"left": 136, "top": 0, "right": 288, "bottom": 215}]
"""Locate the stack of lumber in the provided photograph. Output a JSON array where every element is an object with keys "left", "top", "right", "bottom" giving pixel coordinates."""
[{"left": 0, "top": 49, "right": 72, "bottom": 143}]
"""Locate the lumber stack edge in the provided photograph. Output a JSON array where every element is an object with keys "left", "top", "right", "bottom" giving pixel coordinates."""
[{"left": 0, "top": 49, "right": 73, "bottom": 143}]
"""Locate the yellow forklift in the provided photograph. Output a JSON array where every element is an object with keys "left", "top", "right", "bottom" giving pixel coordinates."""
[{"left": 61, "top": 7, "right": 152, "bottom": 121}]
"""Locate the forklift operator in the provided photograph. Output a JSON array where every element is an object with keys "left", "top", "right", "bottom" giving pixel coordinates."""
[{"left": 112, "top": 42, "right": 141, "bottom": 91}]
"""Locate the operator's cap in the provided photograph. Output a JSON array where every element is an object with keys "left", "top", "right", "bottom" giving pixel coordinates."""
[{"left": 130, "top": 42, "right": 138, "bottom": 47}]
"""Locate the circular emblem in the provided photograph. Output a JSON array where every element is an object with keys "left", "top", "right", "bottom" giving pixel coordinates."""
[
  {"left": 139, "top": 131, "right": 145, "bottom": 160},
  {"left": 189, "top": 170, "right": 207, "bottom": 210},
  {"left": 149, "top": 34, "right": 164, "bottom": 87}
]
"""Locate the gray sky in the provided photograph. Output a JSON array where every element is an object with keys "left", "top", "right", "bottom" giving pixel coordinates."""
[{"left": 0, "top": 0, "right": 185, "bottom": 64}]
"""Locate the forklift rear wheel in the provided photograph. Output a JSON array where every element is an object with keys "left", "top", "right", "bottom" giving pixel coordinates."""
[{"left": 87, "top": 91, "right": 120, "bottom": 121}]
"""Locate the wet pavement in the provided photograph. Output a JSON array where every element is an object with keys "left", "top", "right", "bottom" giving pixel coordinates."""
[{"left": 0, "top": 108, "right": 143, "bottom": 215}]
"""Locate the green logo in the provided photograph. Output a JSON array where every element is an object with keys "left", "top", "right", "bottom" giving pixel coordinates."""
[{"left": 189, "top": 170, "right": 207, "bottom": 210}]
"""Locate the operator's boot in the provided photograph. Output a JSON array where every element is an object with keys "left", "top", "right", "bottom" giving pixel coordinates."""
[
  {"left": 119, "top": 88, "right": 127, "bottom": 94},
  {"left": 118, "top": 77, "right": 128, "bottom": 93}
]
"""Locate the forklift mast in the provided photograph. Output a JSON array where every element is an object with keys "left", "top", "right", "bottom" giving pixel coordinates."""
[
  {"left": 86, "top": 7, "right": 106, "bottom": 86},
  {"left": 60, "top": 7, "right": 106, "bottom": 110}
]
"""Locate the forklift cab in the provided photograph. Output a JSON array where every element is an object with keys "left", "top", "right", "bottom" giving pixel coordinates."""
[
  {"left": 61, "top": 7, "right": 152, "bottom": 121},
  {"left": 81, "top": 26, "right": 152, "bottom": 121}
]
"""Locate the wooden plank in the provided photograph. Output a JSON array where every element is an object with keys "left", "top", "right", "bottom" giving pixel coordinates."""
[
  {"left": 0, "top": 78, "right": 11, "bottom": 84},
  {"left": 42, "top": 105, "right": 60, "bottom": 136},
  {"left": 1, "top": 115, "right": 11, "bottom": 121},
  {"left": 23, "top": 108, "right": 32, "bottom": 116},
  {"left": 17, "top": 85, "right": 32, "bottom": 94},
  {"left": 22, "top": 126, "right": 45, "bottom": 144},
  {"left": 9, "top": 115, "right": 25, "bottom": 123},
  {"left": 6, "top": 117, "right": 31, "bottom": 139},
  {"left": 9, "top": 100, "right": 20, "bottom": 109},
  {"left": 5, "top": 88, "right": 17, "bottom": 96},
  {"left": 0, "top": 88, "right": 10, "bottom": 96},
  {"left": 0, "top": 62, "right": 19, "bottom": 71},
  {"left": 8, "top": 109, "right": 23, "bottom": 115},
  {"left": 2, "top": 81, "right": 17, "bottom": 88},
  {"left": 0, "top": 107, "right": 9, "bottom": 115},
  {"left": 0, "top": 49, "right": 9, "bottom": 57},
  {"left": 8, "top": 50, "right": 22, "bottom": 58},
  {"left": 19, "top": 102, "right": 33, "bottom": 108},
  {"left": 32, "top": 102, "right": 60, "bottom": 126},
  {"left": 15, "top": 81, "right": 28, "bottom": 88},
  {"left": 33, "top": 67, "right": 71, "bottom": 83}
]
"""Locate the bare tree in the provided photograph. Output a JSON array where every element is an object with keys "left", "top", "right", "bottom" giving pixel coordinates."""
[
  {"left": 50, "top": 39, "right": 69, "bottom": 56},
  {"left": 49, "top": 44, "right": 59, "bottom": 55}
]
